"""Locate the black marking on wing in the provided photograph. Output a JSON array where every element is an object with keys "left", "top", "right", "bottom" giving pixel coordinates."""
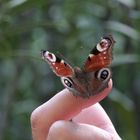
[
  {"left": 55, "top": 56, "right": 61, "bottom": 63},
  {"left": 90, "top": 46, "right": 100, "bottom": 55},
  {"left": 64, "top": 62, "right": 67, "bottom": 66},
  {"left": 102, "top": 35, "right": 115, "bottom": 46},
  {"left": 88, "top": 56, "right": 91, "bottom": 61}
]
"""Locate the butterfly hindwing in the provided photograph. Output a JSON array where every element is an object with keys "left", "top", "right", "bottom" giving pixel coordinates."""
[
  {"left": 42, "top": 50, "right": 74, "bottom": 77},
  {"left": 84, "top": 35, "right": 115, "bottom": 72}
]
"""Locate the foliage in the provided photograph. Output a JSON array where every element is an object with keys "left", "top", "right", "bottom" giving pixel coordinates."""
[{"left": 0, "top": 0, "right": 140, "bottom": 140}]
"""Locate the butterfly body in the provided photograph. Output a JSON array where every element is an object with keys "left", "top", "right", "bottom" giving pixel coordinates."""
[
  {"left": 60, "top": 67, "right": 110, "bottom": 98},
  {"left": 42, "top": 35, "right": 115, "bottom": 98}
]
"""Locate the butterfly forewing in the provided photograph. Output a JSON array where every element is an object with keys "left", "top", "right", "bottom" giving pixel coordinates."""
[
  {"left": 83, "top": 35, "right": 115, "bottom": 72},
  {"left": 42, "top": 50, "right": 74, "bottom": 77}
]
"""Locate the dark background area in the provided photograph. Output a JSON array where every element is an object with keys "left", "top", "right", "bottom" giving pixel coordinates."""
[{"left": 0, "top": 0, "right": 140, "bottom": 140}]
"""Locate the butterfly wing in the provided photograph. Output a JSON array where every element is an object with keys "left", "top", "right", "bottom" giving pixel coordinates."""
[
  {"left": 83, "top": 35, "right": 115, "bottom": 72},
  {"left": 41, "top": 50, "right": 74, "bottom": 77}
]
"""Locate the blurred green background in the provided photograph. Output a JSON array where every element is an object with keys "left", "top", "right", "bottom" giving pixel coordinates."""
[{"left": 0, "top": 0, "right": 140, "bottom": 140}]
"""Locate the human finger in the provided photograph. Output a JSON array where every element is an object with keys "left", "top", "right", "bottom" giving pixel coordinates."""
[
  {"left": 47, "top": 120, "right": 116, "bottom": 140},
  {"left": 31, "top": 80, "right": 112, "bottom": 140}
]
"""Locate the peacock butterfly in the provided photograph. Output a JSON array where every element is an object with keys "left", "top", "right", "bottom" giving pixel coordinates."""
[{"left": 41, "top": 35, "right": 115, "bottom": 98}]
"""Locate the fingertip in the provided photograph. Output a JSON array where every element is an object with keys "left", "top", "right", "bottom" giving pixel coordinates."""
[
  {"left": 109, "top": 79, "right": 113, "bottom": 88},
  {"left": 100, "top": 78, "right": 113, "bottom": 96},
  {"left": 106, "top": 79, "right": 113, "bottom": 93}
]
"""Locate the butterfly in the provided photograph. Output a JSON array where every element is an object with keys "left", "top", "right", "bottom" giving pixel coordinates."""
[{"left": 41, "top": 35, "right": 115, "bottom": 98}]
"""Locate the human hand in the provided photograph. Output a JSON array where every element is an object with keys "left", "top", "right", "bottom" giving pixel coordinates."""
[{"left": 31, "top": 80, "right": 121, "bottom": 140}]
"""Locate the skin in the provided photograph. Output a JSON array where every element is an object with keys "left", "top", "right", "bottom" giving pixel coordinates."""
[{"left": 31, "top": 80, "right": 121, "bottom": 140}]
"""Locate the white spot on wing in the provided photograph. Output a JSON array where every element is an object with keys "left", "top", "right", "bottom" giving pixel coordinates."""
[
  {"left": 89, "top": 54, "right": 94, "bottom": 58},
  {"left": 61, "top": 60, "right": 65, "bottom": 64},
  {"left": 97, "top": 43, "right": 107, "bottom": 52},
  {"left": 45, "top": 51, "right": 56, "bottom": 62},
  {"left": 96, "top": 43, "right": 105, "bottom": 52}
]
